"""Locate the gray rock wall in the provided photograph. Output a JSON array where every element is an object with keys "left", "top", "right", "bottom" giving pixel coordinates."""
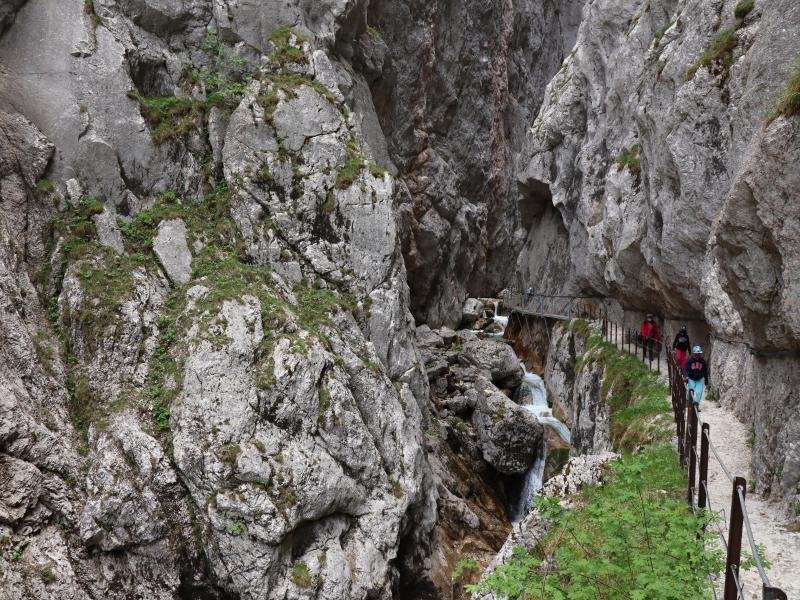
[
  {"left": 368, "top": 0, "right": 585, "bottom": 327},
  {"left": 0, "top": 1, "right": 438, "bottom": 597},
  {"left": 518, "top": 0, "right": 800, "bottom": 512}
]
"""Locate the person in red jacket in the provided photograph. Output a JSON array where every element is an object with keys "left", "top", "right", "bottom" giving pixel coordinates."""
[
  {"left": 672, "top": 325, "right": 691, "bottom": 370},
  {"left": 639, "top": 314, "right": 661, "bottom": 361}
]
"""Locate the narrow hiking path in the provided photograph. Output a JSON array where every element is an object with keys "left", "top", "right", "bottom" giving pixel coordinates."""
[
  {"left": 606, "top": 331, "right": 800, "bottom": 598},
  {"left": 700, "top": 400, "right": 800, "bottom": 599}
]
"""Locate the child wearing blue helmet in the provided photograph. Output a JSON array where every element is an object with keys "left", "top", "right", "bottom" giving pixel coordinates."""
[{"left": 683, "top": 346, "right": 709, "bottom": 410}]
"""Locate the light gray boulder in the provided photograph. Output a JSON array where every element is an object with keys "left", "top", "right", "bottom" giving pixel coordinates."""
[
  {"left": 471, "top": 377, "right": 543, "bottom": 474},
  {"left": 460, "top": 338, "right": 523, "bottom": 389},
  {"left": 92, "top": 207, "right": 124, "bottom": 255},
  {"left": 153, "top": 219, "right": 192, "bottom": 286},
  {"left": 461, "top": 298, "right": 485, "bottom": 326}
]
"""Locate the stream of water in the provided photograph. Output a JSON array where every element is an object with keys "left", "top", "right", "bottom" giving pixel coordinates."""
[{"left": 490, "top": 301, "right": 571, "bottom": 521}]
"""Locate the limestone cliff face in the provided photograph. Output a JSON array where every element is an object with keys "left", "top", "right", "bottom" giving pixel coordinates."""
[
  {"left": 1, "top": 0, "right": 799, "bottom": 596},
  {"left": 368, "top": 0, "right": 585, "bottom": 327},
  {"left": 0, "top": 1, "right": 436, "bottom": 598},
  {"left": 517, "top": 0, "right": 800, "bottom": 512}
]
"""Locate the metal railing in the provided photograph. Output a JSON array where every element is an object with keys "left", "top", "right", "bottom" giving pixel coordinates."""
[
  {"left": 600, "top": 317, "right": 667, "bottom": 373},
  {"left": 502, "top": 289, "right": 603, "bottom": 321},
  {"left": 600, "top": 318, "right": 788, "bottom": 600}
]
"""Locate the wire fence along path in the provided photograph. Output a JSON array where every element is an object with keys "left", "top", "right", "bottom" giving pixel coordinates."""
[
  {"left": 501, "top": 289, "right": 603, "bottom": 321},
  {"left": 600, "top": 320, "right": 789, "bottom": 600}
]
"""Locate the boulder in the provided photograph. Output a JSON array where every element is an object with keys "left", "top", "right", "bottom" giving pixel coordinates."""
[
  {"left": 153, "top": 218, "right": 192, "bottom": 286},
  {"left": 415, "top": 324, "right": 444, "bottom": 349},
  {"left": 92, "top": 207, "right": 124, "bottom": 255},
  {"left": 461, "top": 298, "right": 485, "bottom": 326},
  {"left": 460, "top": 339, "right": 523, "bottom": 389},
  {"left": 471, "top": 378, "right": 543, "bottom": 474}
]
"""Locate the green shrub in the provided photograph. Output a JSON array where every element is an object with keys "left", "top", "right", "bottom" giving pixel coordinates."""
[
  {"left": 615, "top": 144, "right": 641, "bottom": 177},
  {"left": 35, "top": 178, "right": 55, "bottom": 194},
  {"left": 686, "top": 27, "right": 738, "bottom": 80},
  {"left": 766, "top": 56, "right": 800, "bottom": 124},
  {"left": 469, "top": 446, "right": 724, "bottom": 599},
  {"left": 268, "top": 27, "right": 308, "bottom": 66},
  {"left": 734, "top": 0, "right": 755, "bottom": 19},
  {"left": 226, "top": 520, "right": 245, "bottom": 536},
  {"left": 452, "top": 558, "right": 479, "bottom": 580},
  {"left": 291, "top": 562, "right": 312, "bottom": 588}
]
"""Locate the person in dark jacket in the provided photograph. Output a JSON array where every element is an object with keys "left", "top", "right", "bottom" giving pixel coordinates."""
[
  {"left": 638, "top": 314, "right": 661, "bottom": 361},
  {"left": 683, "top": 346, "right": 709, "bottom": 410},
  {"left": 672, "top": 325, "right": 691, "bottom": 370}
]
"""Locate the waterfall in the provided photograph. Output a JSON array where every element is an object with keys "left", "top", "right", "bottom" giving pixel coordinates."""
[
  {"left": 520, "top": 371, "right": 571, "bottom": 444},
  {"left": 486, "top": 299, "right": 571, "bottom": 520},
  {"left": 513, "top": 369, "right": 571, "bottom": 521},
  {"left": 511, "top": 435, "right": 547, "bottom": 522}
]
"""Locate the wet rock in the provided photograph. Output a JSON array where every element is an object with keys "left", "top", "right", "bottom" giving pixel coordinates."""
[
  {"left": 152, "top": 218, "right": 192, "bottom": 286},
  {"left": 460, "top": 339, "right": 523, "bottom": 389},
  {"left": 471, "top": 377, "right": 543, "bottom": 474}
]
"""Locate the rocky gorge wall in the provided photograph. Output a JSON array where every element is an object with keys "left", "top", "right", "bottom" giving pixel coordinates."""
[
  {"left": 0, "top": 0, "right": 582, "bottom": 597},
  {"left": 516, "top": 0, "right": 800, "bottom": 514},
  {"left": 1, "top": 0, "right": 799, "bottom": 597},
  {"left": 0, "top": 1, "right": 440, "bottom": 598}
]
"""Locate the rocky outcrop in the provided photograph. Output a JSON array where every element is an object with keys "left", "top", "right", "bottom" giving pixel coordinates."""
[
  {"left": 369, "top": 0, "right": 586, "bottom": 326},
  {"left": 459, "top": 339, "right": 523, "bottom": 390},
  {"left": 0, "top": 2, "right": 438, "bottom": 598},
  {"left": 517, "top": 0, "right": 800, "bottom": 512},
  {"left": 471, "top": 377, "right": 543, "bottom": 475},
  {"left": 544, "top": 323, "right": 611, "bottom": 456}
]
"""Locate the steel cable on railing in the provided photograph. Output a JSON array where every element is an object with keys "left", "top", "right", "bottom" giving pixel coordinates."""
[
  {"left": 702, "top": 481, "right": 729, "bottom": 549},
  {"left": 730, "top": 564, "right": 747, "bottom": 599},
  {"left": 737, "top": 486, "right": 773, "bottom": 588},
  {"left": 705, "top": 430, "right": 735, "bottom": 483}
]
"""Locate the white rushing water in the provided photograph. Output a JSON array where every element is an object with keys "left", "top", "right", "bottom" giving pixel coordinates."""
[{"left": 489, "top": 303, "right": 572, "bottom": 521}]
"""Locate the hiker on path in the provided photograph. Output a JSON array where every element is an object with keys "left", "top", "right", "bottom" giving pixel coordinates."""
[
  {"left": 683, "top": 346, "right": 709, "bottom": 410},
  {"left": 672, "top": 325, "right": 691, "bottom": 370},
  {"left": 638, "top": 314, "right": 661, "bottom": 361}
]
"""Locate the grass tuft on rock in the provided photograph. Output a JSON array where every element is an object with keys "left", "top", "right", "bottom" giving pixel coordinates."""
[
  {"left": 686, "top": 27, "right": 738, "bottom": 80},
  {"left": 615, "top": 144, "right": 640, "bottom": 177},
  {"left": 734, "top": 0, "right": 755, "bottom": 19},
  {"left": 291, "top": 562, "right": 313, "bottom": 588},
  {"left": 128, "top": 89, "right": 243, "bottom": 144},
  {"left": 336, "top": 136, "right": 366, "bottom": 189},
  {"left": 268, "top": 26, "right": 308, "bottom": 66},
  {"left": 766, "top": 56, "right": 800, "bottom": 125}
]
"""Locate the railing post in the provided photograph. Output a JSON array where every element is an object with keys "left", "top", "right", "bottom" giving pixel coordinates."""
[
  {"left": 687, "top": 405, "right": 697, "bottom": 506},
  {"left": 699, "top": 423, "right": 709, "bottom": 510},
  {"left": 648, "top": 339, "right": 653, "bottom": 370},
  {"left": 763, "top": 586, "right": 788, "bottom": 600},
  {"left": 724, "top": 477, "right": 747, "bottom": 600}
]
